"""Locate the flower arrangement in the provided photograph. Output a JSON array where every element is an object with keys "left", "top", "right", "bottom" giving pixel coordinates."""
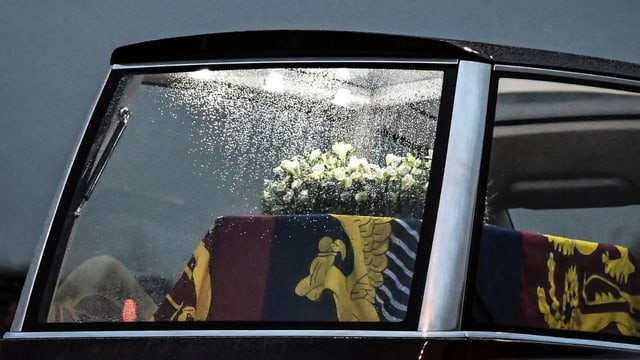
[{"left": 261, "top": 142, "right": 431, "bottom": 218}]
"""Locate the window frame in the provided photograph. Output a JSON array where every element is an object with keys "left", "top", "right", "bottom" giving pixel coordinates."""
[
  {"left": 463, "top": 64, "right": 640, "bottom": 347},
  {"left": 16, "top": 58, "right": 461, "bottom": 334}
]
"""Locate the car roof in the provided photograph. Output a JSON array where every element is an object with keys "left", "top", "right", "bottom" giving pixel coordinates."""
[{"left": 111, "top": 30, "right": 640, "bottom": 81}]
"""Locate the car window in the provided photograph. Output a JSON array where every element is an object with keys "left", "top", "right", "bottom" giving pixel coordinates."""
[
  {"left": 46, "top": 66, "right": 445, "bottom": 325},
  {"left": 474, "top": 76, "right": 640, "bottom": 339}
]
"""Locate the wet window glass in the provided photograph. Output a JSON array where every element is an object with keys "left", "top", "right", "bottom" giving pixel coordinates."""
[
  {"left": 475, "top": 77, "right": 640, "bottom": 338},
  {"left": 47, "top": 67, "right": 444, "bottom": 324}
]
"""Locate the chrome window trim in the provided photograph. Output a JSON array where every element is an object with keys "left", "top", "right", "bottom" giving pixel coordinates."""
[
  {"left": 4, "top": 330, "right": 446, "bottom": 340},
  {"left": 494, "top": 64, "right": 640, "bottom": 89},
  {"left": 465, "top": 331, "right": 640, "bottom": 353},
  {"left": 112, "top": 58, "right": 459, "bottom": 70},
  {"left": 5, "top": 329, "right": 640, "bottom": 352},
  {"left": 10, "top": 70, "right": 114, "bottom": 332},
  {"left": 419, "top": 60, "right": 491, "bottom": 332}
]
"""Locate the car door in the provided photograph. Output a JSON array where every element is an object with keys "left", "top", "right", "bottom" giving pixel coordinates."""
[{"left": 465, "top": 65, "right": 640, "bottom": 358}]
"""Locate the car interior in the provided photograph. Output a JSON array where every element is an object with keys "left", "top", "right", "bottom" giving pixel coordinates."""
[
  {"left": 476, "top": 77, "right": 640, "bottom": 337},
  {"left": 45, "top": 67, "right": 444, "bottom": 324}
]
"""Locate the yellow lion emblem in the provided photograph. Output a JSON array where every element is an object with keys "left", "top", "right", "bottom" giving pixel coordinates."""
[
  {"left": 537, "top": 235, "right": 640, "bottom": 336},
  {"left": 294, "top": 215, "right": 392, "bottom": 321}
]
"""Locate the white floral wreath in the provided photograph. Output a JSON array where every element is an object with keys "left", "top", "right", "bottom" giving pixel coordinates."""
[{"left": 261, "top": 142, "right": 431, "bottom": 218}]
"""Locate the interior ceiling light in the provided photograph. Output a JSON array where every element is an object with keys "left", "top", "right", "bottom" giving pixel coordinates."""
[
  {"left": 189, "top": 69, "right": 215, "bottom": 81},
  {"left": 332, "top": 88, "right": 354, "bottom": 107},
  {"left": 263, "top": 72, "right": 285, "bottom": 92}
]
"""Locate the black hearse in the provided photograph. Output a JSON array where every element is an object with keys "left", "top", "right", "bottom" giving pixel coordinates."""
[{"left": 3, "top": 31, "right": 640, "bottom": 359}]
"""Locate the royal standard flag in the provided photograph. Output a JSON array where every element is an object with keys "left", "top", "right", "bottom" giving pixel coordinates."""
[
  {"left": 477, "top": 225, "right": 640, "bottom": 336},
  {"left": 154, "top": 215, "right": 421, "bottom": 322}
]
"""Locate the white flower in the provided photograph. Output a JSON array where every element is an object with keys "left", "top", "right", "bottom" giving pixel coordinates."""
[
  {"left": 330, "top": 166, "right": 352, "bottom": 187},
  {"left": 332, "top": 142, "right": 355, "bottom": 161},
  {"left": 273, "top": 166, "right": 285, "bottom": 177},
  {"left": 309, "top": 149, "right": 322, "bottom": 162},
  {"left": 362, "top": 168, "right": 379, "bottom": 180},
  {"left": 384, "top": 167, "right": 397, "bottom": 178},
  {"left": 280, "top": 159, "right": 300, "bottom": 176},
  {"left": 323, "top": 153, "right": 338, "bottom": 167},
  {"left": 332, "top": 167, "right": 347, "bottom": 181},
  {"left": 403, "top": 153, "right": 420, "bottom": 167},
  {"left": 309, "top": 163, "right": 325, "bottom": 180},
  {"left": 410, "top": 167, "right": 425, "bottom": 177},
  {"left": 397, "top": 163, "right": 411, "bottom": 176},
  {"left": 347, "top": 155, "right": 369, "bottom": 170},
  {"left": 349, "top": 171, "right": 363, "bottom": 181},
  {"left": 291, "top": 179, "right": 302, "bottom": 189},
  {"left": 385, "top": 153, "right": 402, "bottom": 167},
  {"left": 373, "top": 167, "right": 385, "bottom": 180},
  {"left": 401, "top": 174, "right": 416, "bottom": 191}
]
